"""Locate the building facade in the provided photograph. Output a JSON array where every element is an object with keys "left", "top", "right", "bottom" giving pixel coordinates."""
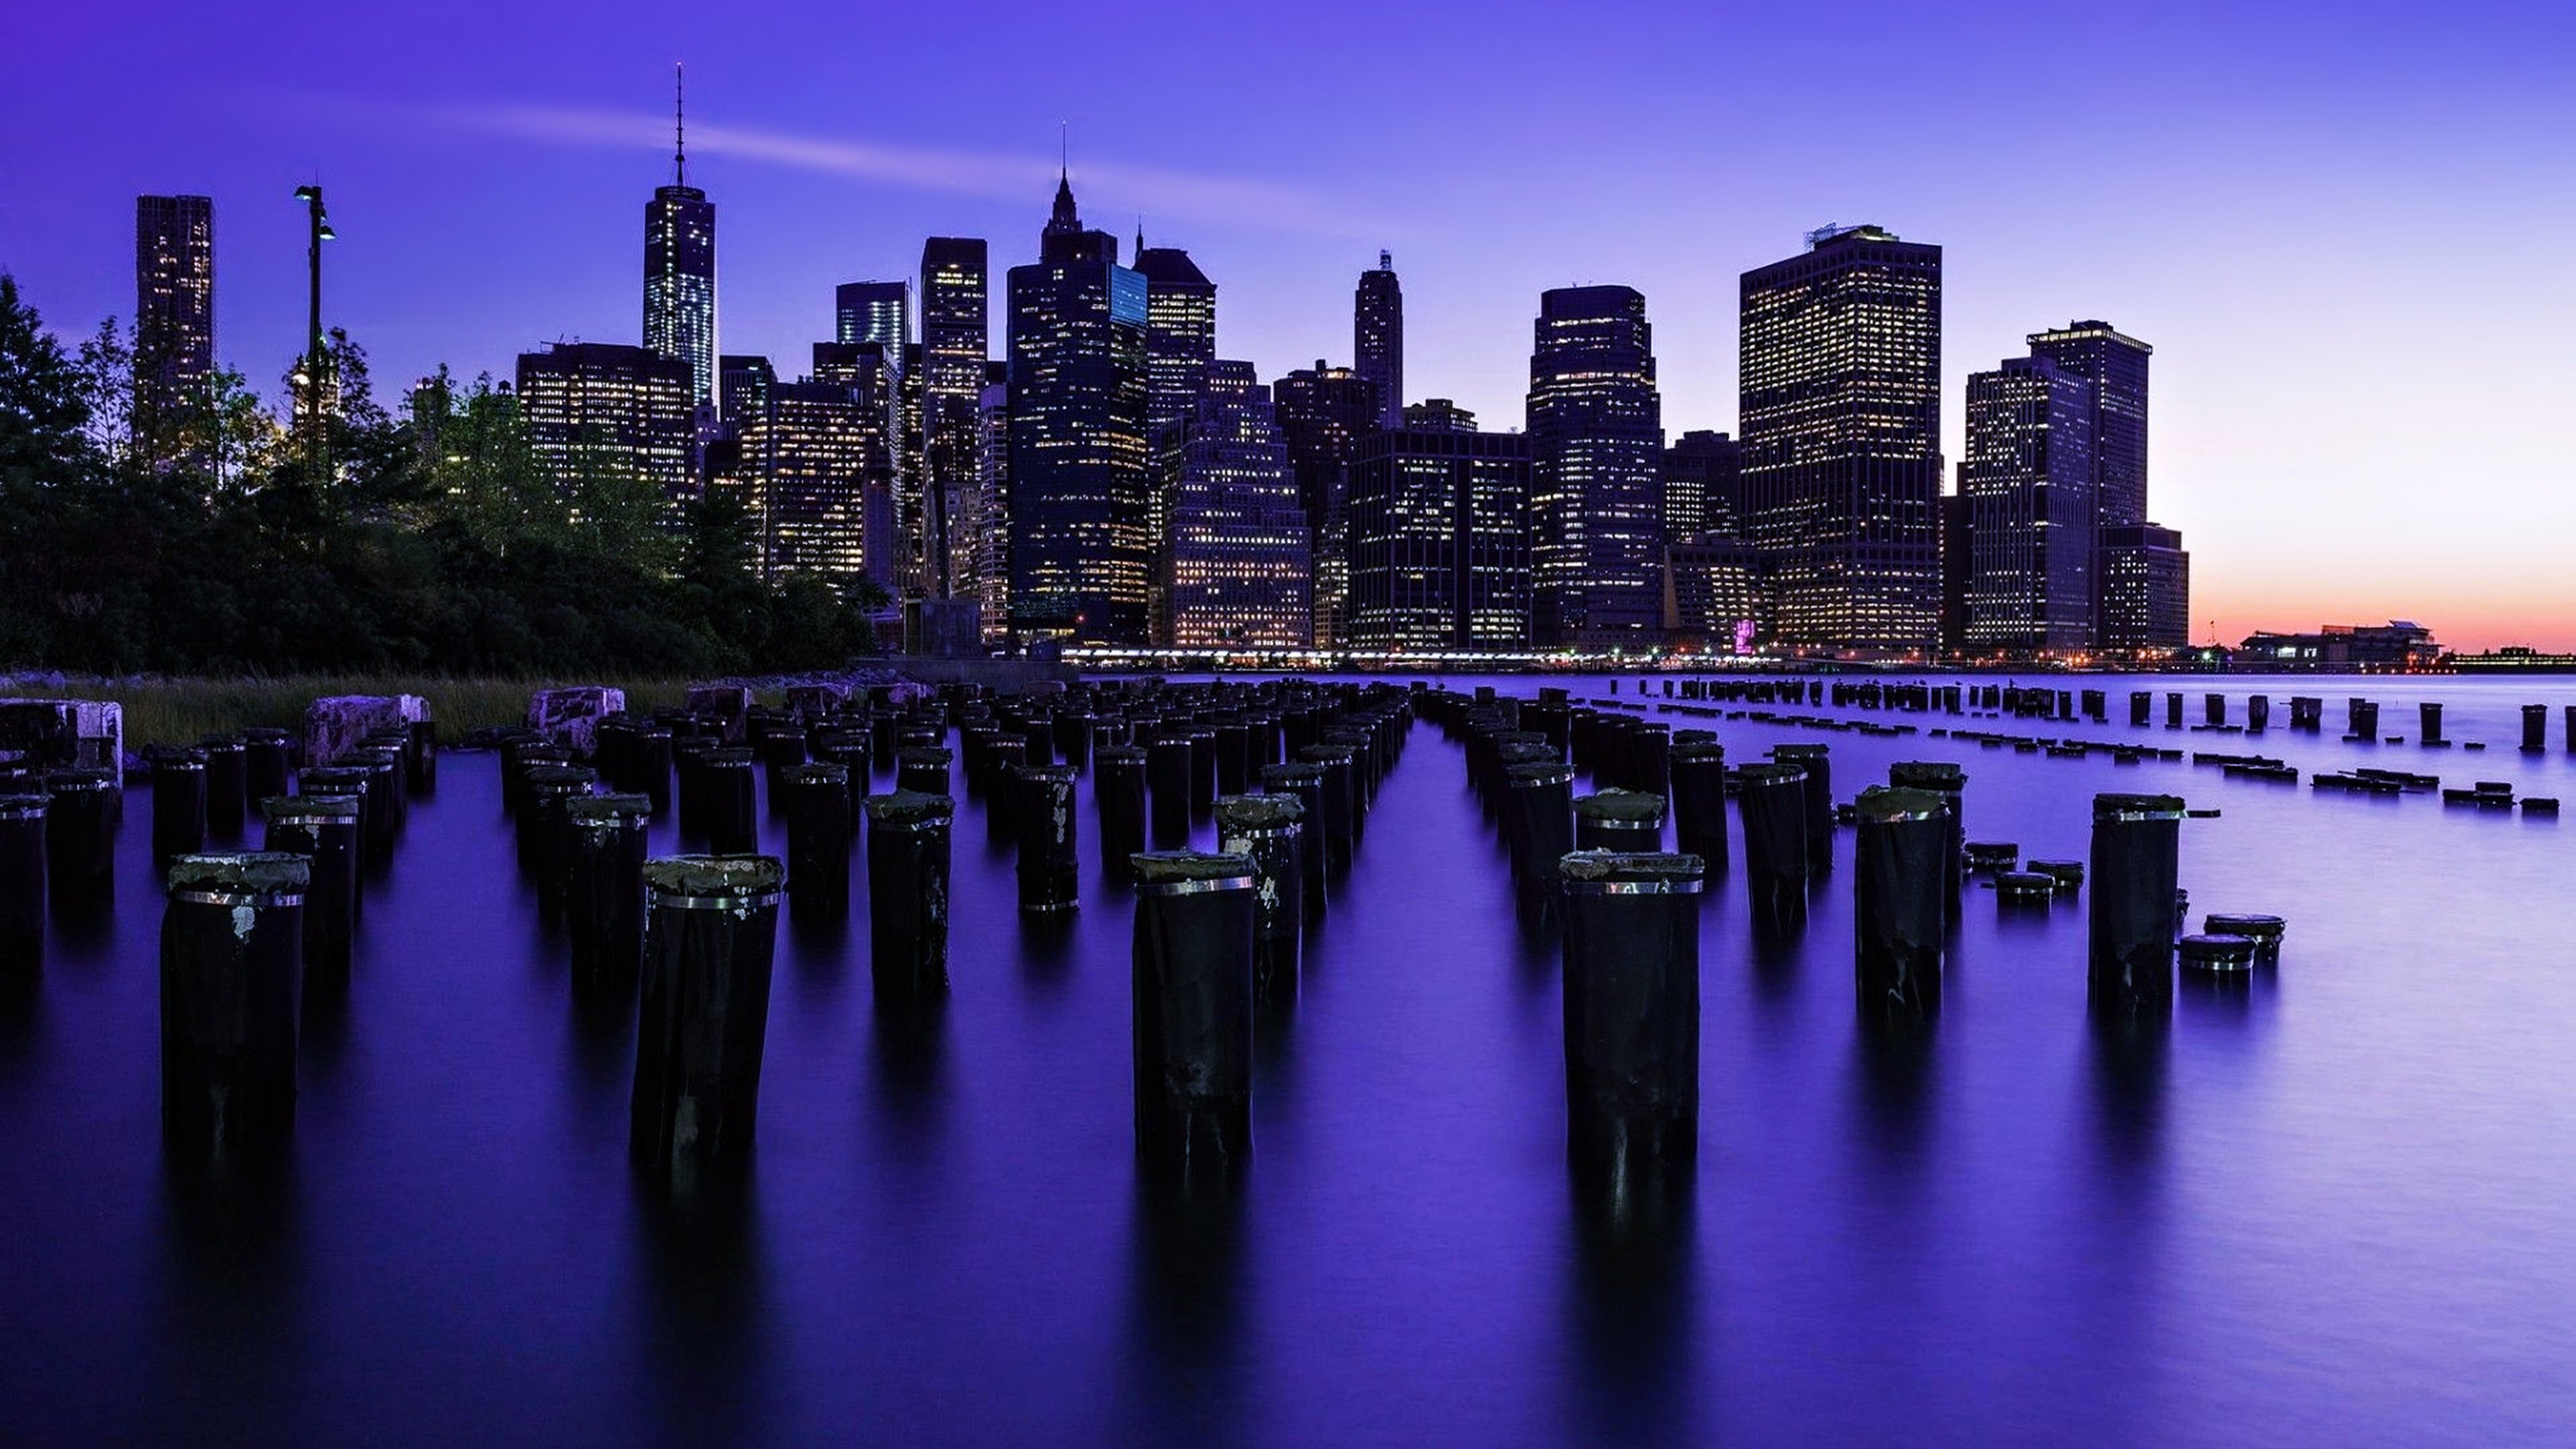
[
  {"left": 1134, "top": 242, "right": 1216, "bottom": 441},
  {"left": 1960, "top": 356, "right": 2098, "bottom": 654},
  {"left": 2098, "top": 524, "right": 2191, "bottom": 650},
  {"left": 1346, "top": 407, "right": 1532, "bottom": 651},
  {"left": 133, "top": 194, "right": 215, "bottom": 465},
  {"left": 1270, "top": 361, "right": 1383, "bottom": 647},
  {"left": 835, "top": 281, "right": 909, "bottom": 354},
  {"left": 1527, "top": 285, "right": 1664, "bottom": 644},
  {"left": 1660, "top": 429, "right": 1740, "bottom": 544},
  {"left": 1003, "top": 174, "right": 1149, "bottom": 642},
  {"left": 644, "top": 168, "right": 716, "bottom": 413},
  {"left": 920, "top": 238, "right": 990, "bottom": 602},
  {"left": 515, "top": 341, "right": 696, "bottom": 513},
  {"left": 1152, "top": 361, "right": 1311, "bottom": 648},
  {"left": 737, "top": 378, "right": 882, "bottom": 590},
  {"left": 1739, "top": 225, "right": 1943, "bottom": 654},
  {"left": 1354, "top": 251, "right": 1404, "bottom": 431}
]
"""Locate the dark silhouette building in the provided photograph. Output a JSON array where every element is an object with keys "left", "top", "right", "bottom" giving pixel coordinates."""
[
  {"left": 1660, "top": 429, "right": 1741, "bottom": 543},
  {"left": 1004, "top": 172, "right": 1148, "bottom": 642},
  {"left": 835, "top": 282, "right": 909, "bottom": 354},
  {"left": 1740, "top": 224, "right": 1943, "bottom": 654},
  {"left": 133, "top": 194, "right": 215, "bottom": 464},
  {"left": 1527, "top": 285, "right": 1664, "bottom": 643},
  {"left": 1960, "top": 356, "right": 2098, "bottom": 654},
  {"left": 1134, "top": 239, "right": 1216, "bottom": 441},
  {"left": 1271, "top": 361, "right": 1383, "bottom": 646},
  {"left": 1150, "top": 361, "right": 1311, "bottom": 647},
  {"left": 1347, "top": 402, "right": 1532, "bottom": 651},
  {"left": 1354, "top": 251, "right": 1404, "bottom": 431}
]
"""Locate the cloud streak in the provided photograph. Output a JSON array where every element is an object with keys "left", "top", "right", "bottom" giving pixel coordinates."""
[{"left": 424, "top": 102, "right": 1383, "bottom": 239}]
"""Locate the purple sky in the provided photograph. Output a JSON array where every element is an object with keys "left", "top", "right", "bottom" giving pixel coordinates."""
[{"left": 7, "top": 0, "right": 2573, "bottom": 650}]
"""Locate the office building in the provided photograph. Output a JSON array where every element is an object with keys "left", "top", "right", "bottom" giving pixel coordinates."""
[
  {"left": 2027, "top": 321, "right": 2151, "bottom": 530},
  {"left": 515, "top": 341, "right": 696, "bottom": 512},
  {"left": 1354, "top": 251, "right": 1404, "bottom": 430},
  {"left": 1271, "top": 361, "right": 1383, "bottom": 646},
  {"left": 1346, "top": 409, "right": 1532, "bottom": 650},
  {"left": 2098, "top": 523, "right": 2191, "bottom": 651},
  {"left": 1739, "top": 224, "right": 1943, "bottom": 653},
  {"left": 920, "top": 239, "right": 990, "bottom": 602},
  {"left": 1134, "top": 239, "right": 1216, "bottom": 439},
  {"left": 737, "top": 378, "right": 879, "bottom": 589},
  {"left": 1660, "top": 430, "right": 1740, "bottom": 543},
  {"left": 1527, "top": 285, "right": 1664, "bottom": 643},
  {"left": 1663, "top": 539, "right": 1762, "bottom": 651},
  {"left": 1959, "top": 356, "right": 2098, "bottom": 654},
  {"left": 1152, "top": 361, "right": 1311, "bottom": 648},
  {"left": 133, "top": 194, "right": 215, "bottom": 464},
  {"left": 1004, "top": 172, "right": 1149, "bottom": 641},
  {"left": 835, "top": 282, "right": 909, "bottom": 354}
]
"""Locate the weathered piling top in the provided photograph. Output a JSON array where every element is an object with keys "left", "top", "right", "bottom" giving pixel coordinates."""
[
  {"left": 260, "top": 795, "right": 360, "bottom": 820},
  {"left": 564, "top": 793, "right": 653, "bottom": 823},
  {"left": 1572, "top": 788, "right": 1669, "bottom": 822},
  {"left": 1214, "top": 794, "right": 1303, "bottom": 830},
  {"left": 641, "top": 855, "right": 786, "bottom": 898},
  {"left": 863, "top": 790, "right": 957, "bottom": 827},
  {"left": 166, "top": 851, "right": 311, "bottom": 898},
  {"left": 1558, "top": 850, "right": 1707, "bottom": 888},
  {"left": 1130, "top": 850, "right": 1256, "bottom": 887},
  {"left": 2093, "top": 792, "right": 2187, "bottom": 820},
  {"left": 1856, "top": 786, "right": 1948, "bottom": 823}
]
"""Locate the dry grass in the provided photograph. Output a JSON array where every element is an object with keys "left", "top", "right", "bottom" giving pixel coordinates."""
[{"left": 6, "top": 676, "right": 742, "bottom": 749}]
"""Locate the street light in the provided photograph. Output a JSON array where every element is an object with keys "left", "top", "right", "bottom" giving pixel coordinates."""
[{"left": 292, "top": 185, "right": 335, "bottom": 476}]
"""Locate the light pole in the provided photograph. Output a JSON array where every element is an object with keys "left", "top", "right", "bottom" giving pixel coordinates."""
[{"left": 292, "top": 184, "right": 335, "bottom": 478}]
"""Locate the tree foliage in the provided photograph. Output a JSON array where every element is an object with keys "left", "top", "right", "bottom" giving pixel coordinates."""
[{"left": 0, "top": 274, "right": 881, "bottom": 676}]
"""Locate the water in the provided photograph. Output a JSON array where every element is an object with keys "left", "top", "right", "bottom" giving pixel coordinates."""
[{"left": 2, "top": 674, "right": 2572, "bottom": 1446}]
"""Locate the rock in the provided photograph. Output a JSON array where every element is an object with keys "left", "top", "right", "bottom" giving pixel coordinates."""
[
  {"left": 527, "top": 686, "right": 627, "bottom": 756},
  {"left": 303, "top": 696, "right": 429, "bottom": 769}
]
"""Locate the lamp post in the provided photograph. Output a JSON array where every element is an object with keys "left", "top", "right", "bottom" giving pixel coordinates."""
[{"left": 291, "top": 184, "right": 335, "bottom": 478}]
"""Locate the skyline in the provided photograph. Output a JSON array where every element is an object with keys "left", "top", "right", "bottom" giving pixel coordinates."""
[{"left": 7, "top": 1, "right": 2575, "bottom": 650}]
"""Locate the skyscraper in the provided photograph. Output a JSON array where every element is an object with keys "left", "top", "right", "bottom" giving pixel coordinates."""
[
  {"left": 835, "top": 282, "right": 910, "bottom": 354},
  {"left": 644, "top": 73, "right": 716, "bottom": 411},
  {"left": 1959, "top": 356, "right": 2098, "bottom": 654},
  {"left": 1151, "top": 361, "right": 1311, "bottom": 648},
  {"left": 1134, "top": 239, "right": 1216, "bottom": 440},
  {"left": 515, "top": 341, "right": 696, "bottom": 511},
  {"left": 920, "top": 238, "right": 990, "bottom": 602},
  {"left": 737, "top": 377, "right": 883, "bottom": 592},
  {"left": 2025, "top": 320, "right": 2161, "bottom": 649},
  {"left": 1526, "top": 285, "right": 1664, "bottom": 643},
  {"left": 1740, "top": 224, "right": 1943, "bottom": 654},
  {"left": 1347, "top": 404, "right": 1534, "bottom": 651},
  {"left": 133, "top": 195, "right": 214, "bottom": 464},
  {"left": 1270, "top": 361, "right": 1383, "bottom": 647},
  {"left": 1355, "top": 251, "right": 1403, "bottom": 431},
  {"left": 1660, "top": 430, "right": 1741, "bottom": 543},
  {"left": 2027, "top": 321, "right": 2151, "bottom": 530},
  {"left": 1004, "top": 172, "right": 1149, "bottom": 642},
  {"left": 2096, "top": 524, "right": 2190, "bottom": 650}
]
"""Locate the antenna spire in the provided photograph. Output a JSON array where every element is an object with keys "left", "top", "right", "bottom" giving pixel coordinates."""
[
  {"left": 673, "top": 62, "right": 687, "bottom": 184},
  {"left": 1059, "top": 121, "right": 1068, "bottom": 182}
]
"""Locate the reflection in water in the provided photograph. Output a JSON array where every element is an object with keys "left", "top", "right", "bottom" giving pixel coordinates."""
[
  {"left": 629, "top": 1175, "right": 772, "bottom": 1447},
  {"left": 1115, "top": 1173, "right": 1248, "bottom": 1444},
  {"left": 867, "top": 1000, "right": 952, "bottom": 1170},
  {"left": 1850, "top": 1020, "right": 1937, "bottom": 1166},
  {"left": 2084, "top": 1018, "right": 2167, "bottom": 1175},
  {"left": 1563, "top": 1168, "right": 1696, "bottom": 1445},
  {"left": 146, "top": 1155, "right": 308, "bottom": 1441}
]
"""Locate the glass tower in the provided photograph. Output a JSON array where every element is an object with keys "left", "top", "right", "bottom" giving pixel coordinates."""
[
  {"left": 1271, "top": 362, "right": 1383, "bottom": 647},
  {"left": 1152, "top": 361, "right": 1311, "bottom": 647},
  {"left": 1739, "top": 224, "right": 1943, "bottom": 654},
  {"left": 1526, "top": 285, "right": 1664, "bottom": 643},
  {"left": 1134, "top": 240, "right": 1217, "bottom": 441},
  {"left": 1960, "top": 356, "right": 2098, "bottom": 654},
  {"left": 1347, "top": 407, "right": 1534, "bottom": 651}
]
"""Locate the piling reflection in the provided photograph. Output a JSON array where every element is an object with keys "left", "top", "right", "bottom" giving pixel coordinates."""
[
  {"left": 1115, "top": 1172, "right": 1248, "bottom": 1440},
  {"left": 629, "top": 1180, "right": 772, "bottom": 1446},
  {"left": 1562, "top": 1167, "right": 1696, "bottom": 1444}
]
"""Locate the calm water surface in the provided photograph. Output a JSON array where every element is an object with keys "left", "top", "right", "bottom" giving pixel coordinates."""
[{"left": 2, "top": 673, "right": 2571, "bottom": 1446}]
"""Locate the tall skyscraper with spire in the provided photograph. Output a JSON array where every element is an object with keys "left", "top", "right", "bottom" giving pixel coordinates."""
[
  {"left": 1004, "top": 168, "right": 1149, "bottom": 642},
  {"left": 1354, "top": 251, "right": 1404, "bottom": 431},
  {"left": 644, "top": 66, "right": 716, "bottom": 412}
]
